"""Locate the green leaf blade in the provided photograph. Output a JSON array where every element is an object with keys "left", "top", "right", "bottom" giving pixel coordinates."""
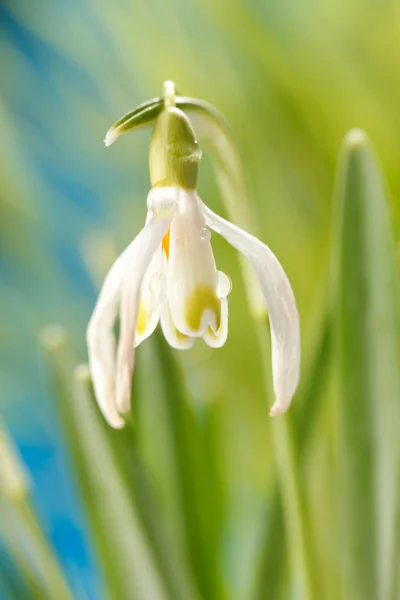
[
  {"left": 334, "top": 129, "right": 400, "bottom": 600},
  {"left": 40, "top": 327, "right": 169, "bottom": 600}
]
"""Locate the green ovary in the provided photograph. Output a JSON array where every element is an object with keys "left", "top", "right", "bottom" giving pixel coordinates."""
[{"left": 184, "top": 285, "right": 221, "bottom": 332}]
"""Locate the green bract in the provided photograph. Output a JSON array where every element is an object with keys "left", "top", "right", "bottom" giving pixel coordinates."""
[{"left": 105, "top": 97, "right": 163, "bottom": 146}]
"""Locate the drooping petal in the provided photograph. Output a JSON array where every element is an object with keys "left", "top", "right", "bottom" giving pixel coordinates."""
[
  {"left": 203, "top": 296, "right": 229, "bottom": 348},
  {"left": 115, "top": 213, "right": 175, "bottom": 415},
  {"left": 86, "top": 242, "right": 135, "bottom": 428},
  {"left": 201, "top": 200, "right": 300, "bottom": 415},
  {"left": 166, "top": 189, "right": 221, "bottom": 337},
  {"left": 160, "top": 303, "right": 195, "bottom": 350},
  {"left": 134, "top": 246, "right": 165, "bottom": 347}
]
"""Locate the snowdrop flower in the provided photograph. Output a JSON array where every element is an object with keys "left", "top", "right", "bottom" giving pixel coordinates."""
[{"left": 87, "top": 91, "right": 300, "bottom": 428}]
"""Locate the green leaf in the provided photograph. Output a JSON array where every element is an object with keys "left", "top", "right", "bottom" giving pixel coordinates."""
[
  {"left": 0, "top": 423, "right": 71, "bottom": 600},
  {"left": 151, "top": 328, "right": 226, "bottom": 600},
  {"left": 334, "top": 129, "right": 400, "bottom": 600},
  {"left": 110, "top": 355, "right": 201, "bottom": 600},
  {"left": 40, "top": 326, "right": 169, "bottom": 600},
  {"left": 0, "top": 526, "right": 49, "bottom": 600},
  {"left": 254, "top": 317, "right": 330, "bottom": 599}
]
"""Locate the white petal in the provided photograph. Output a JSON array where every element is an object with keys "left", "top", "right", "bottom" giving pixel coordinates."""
[
  {"left": 203, "top": 296, "right": 229, "bottom": 348},
  {"left": 166, "top": 189, "right": 221, "bottom": 336},
  {"left": 134, "top": 246, "right": 165, "bottom": 347},
  {"left": 160, "top": 303, "right": 195, "bottom": 350},
  {"left": 86, "top": 242, "right": 134, "bottom": 428},
  {"left": 116, "top": 213, "right": 174, "bottom": 414},
  {"left": 201, "top": 200, "right": 300, "bottom": 414}
]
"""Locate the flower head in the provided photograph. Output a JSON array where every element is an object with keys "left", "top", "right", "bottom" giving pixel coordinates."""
[{"left": 87, "top": 83, "right": 300, "bottom": 428}]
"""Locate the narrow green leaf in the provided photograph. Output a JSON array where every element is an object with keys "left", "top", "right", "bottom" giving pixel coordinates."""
[
  {"left": 109, "top": 357, "right": 201, "bottom": 600},
  {"left": 152, "top": 328, "right": 226, "bottom": 600},
  {"left": 8, "top": 501, "right": 73, "bottom": 600},
  {"left": 0, "top": 521, "right": 49, "bottom": 600},
  {"left": 254, "top": 317, "right": 330, "bottom": 599},
  {"left": 334, "top": 129, "right": 400, "bottom": 600},
  {"left": 0, "top": 424, "right": 70, "bottom": 600},
  {"left": 40, "top": 326, "right": 169, "bottom": 600}
]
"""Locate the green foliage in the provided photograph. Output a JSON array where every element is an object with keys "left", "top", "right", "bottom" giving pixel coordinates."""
[{"left": 334, "top": 130, "right": 400, "bottom": 600}]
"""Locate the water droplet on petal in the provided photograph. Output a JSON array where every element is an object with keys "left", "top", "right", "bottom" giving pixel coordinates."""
[
  {"left": 148, "top": 271, "right": 164, "bottom": 302},
  {"left": 216, "top": 271, "right": 232, "bottom": 298},
  {"left": 200, "top": 227, "right": 211, "bottom": 242}
]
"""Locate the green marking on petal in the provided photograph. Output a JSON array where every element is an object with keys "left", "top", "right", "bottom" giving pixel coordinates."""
[{"left": 184, "top": 285, "right": 221, "bottom": 333}]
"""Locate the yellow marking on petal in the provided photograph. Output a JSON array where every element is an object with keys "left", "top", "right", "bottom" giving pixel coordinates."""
[
  {"left": 184, "top": 285, "right": 221, "bottom": 332},
  {"left": 162, "top": 227, "right": 170, "bottom": 260},
  {"left": 136, "top": 302, "right": 147, "bottom": 336}
]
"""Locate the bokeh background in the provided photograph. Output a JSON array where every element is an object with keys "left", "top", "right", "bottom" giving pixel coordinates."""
[{"left": 1, "top": 1, "right": 399, "bottom": 599}]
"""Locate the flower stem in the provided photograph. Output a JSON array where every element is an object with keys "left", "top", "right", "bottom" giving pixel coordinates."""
[{"left": 163, "top": 80, "right": 176, "bottom": 108}]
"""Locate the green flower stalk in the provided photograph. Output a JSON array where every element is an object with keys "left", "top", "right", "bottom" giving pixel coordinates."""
[{"left": 87, "top": 81, "right": 300, "bottom": 427}]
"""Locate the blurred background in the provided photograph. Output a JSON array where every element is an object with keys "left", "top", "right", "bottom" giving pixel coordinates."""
[{"left": 1, "top": 0, "right": 399, "bottom": 599}]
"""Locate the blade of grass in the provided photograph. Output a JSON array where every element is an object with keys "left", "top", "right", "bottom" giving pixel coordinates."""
[
  {"left": 334, "top": 129, "right": 400, "bottom": 600},
  {"left": 40, "top": 326, "right": 169, "bottom": 600}
]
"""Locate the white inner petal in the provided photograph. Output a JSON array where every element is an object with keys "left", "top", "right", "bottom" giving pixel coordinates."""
[
  {"left": 160, "top": 302, "right": 195, "bottom": 350},
  {"left": 167, "top": 189, "right": 220, "bottom": 337},
  {"left": 203, "top": 296, "right": 229, "bottom": 348}
]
